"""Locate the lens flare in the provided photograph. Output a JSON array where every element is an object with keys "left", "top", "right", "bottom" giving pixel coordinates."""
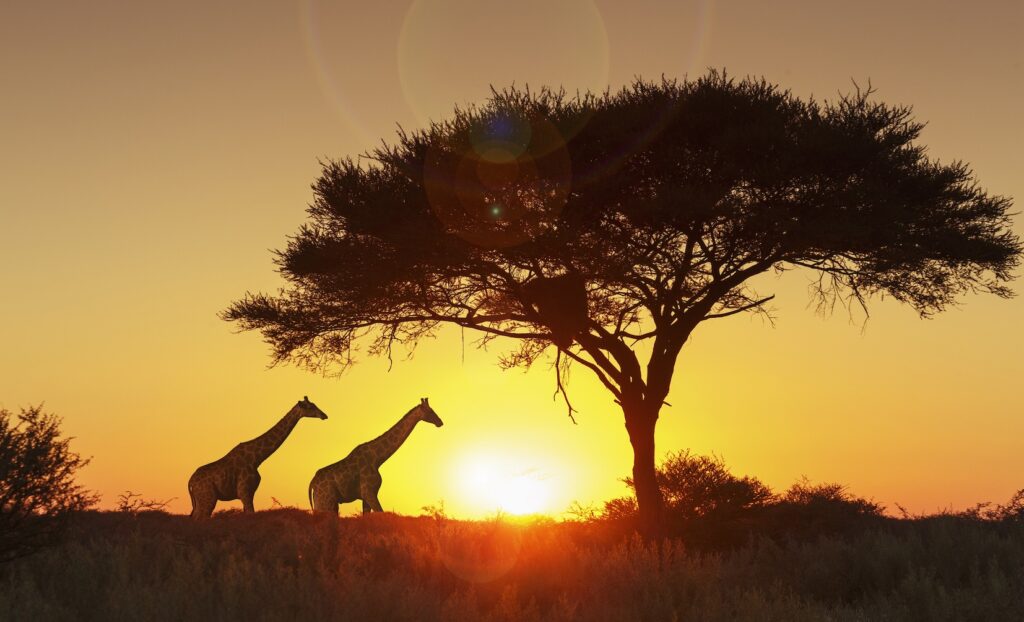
[
  {"left": 298, "top": 1, "right": 411, "bottom": 145},
  {"left": 298, "top": 0, "right": 717, "bottom": 149},
  {"left": 423, "top": 112, "right": 571, "bottom": 248},
  {"left": 438, "top": 520, "right": 523, "bottom": 583},
  {"left": 470, "top": 112, "right": 533, "bottom": 159},
  {"left": 397, "top": 0, "right": 611, "bottom": 127}
]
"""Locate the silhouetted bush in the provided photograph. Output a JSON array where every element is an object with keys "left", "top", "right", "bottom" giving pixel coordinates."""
[
  {"left": 115, "top": 490, "right": 175, "bottom": 515},
  {"left": 758, "top": 478, "right": 886, "bottom": 542},
  {"left": 605, "top": 451, "right": 884, "bottom": 547},
  {"left": 0, "top": 405, "right": 96, "bottom": 562},
  {"left": 958, "top": 489, "right": 1024, "bottom": 522},
  {"left": 658, "top": 451, "right": 775, "bottom": 519}
]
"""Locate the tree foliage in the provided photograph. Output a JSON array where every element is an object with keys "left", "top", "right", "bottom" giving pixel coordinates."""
[
  {"left": 227, "top": 73, "right": 1019, "bottom": 371},
  {"left": 225, "top": 72, "right": 1020, "bottom": 530},
  {"left": 0, "top": 405, "right": 96, "bottom": 562}
]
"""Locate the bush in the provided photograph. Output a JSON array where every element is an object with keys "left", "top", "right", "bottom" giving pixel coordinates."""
[
  {"left": 604, "top": 451, "right": 884, "bottom": 547},
  {"left": 656, "top": 451, "right": 776, "bottom": 521},
  {"left": 759, "top": 478, "right": 885, "bottom": 540},
  {"left": 959, "top": 489, "right": 1024, "bottom": 522},
  {"left": 605, "top": 451, "right": 773, "bottom": 518},
  {"left": 0, "top": 405, "right": 96, "bottom": 562}
]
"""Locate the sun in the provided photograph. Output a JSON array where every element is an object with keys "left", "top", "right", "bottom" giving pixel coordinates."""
[{"left": 458, "top": 453, "right": 555, "bottom": 516}]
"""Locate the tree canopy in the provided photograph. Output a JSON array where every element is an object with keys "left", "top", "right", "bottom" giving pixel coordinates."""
[{"left": 225, "top": 72, "right": 1020, "bottom": 531}]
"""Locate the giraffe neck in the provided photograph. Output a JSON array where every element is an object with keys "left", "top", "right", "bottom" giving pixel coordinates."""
[
  {"left": 367, "top": 407, "right": 420, "bottom": 467},
  {"left": 246, "top": 408, "right": 302, "bottom": 466}
]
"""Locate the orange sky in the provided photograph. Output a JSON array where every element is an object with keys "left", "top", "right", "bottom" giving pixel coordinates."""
[{"left": 1, "top": 1, "right": 1022, "bottom": 518}]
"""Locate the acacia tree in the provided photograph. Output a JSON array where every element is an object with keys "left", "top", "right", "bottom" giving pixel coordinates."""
[{"left": 225, "top": 73, "right": 1020, "bottom": 532}]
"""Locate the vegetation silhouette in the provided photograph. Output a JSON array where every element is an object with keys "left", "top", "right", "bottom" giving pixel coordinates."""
[
  {"left": 187, "top": 397, "right": 327, "bottom": 518},
  {"left": 309, "top": 398, "right": 443, "bottom": 514},
  {"left": 0, "top": 405, "right": 96, "bottom": 563},
  {"left": 115, "top": 490, "right": 175, "bottom": 515},
  {"left": 224, "top": 71, "right": 1021, "bottom": 535},
  {"left": 6, "top": 468, "right": 1024, "bottom": 620},
  {"left": 602, "top": 450, "right": 885, "bottom": 549}
]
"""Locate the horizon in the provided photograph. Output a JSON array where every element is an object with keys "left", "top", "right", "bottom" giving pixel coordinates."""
[{"left": 2, "top": 0, "right": 1022, "bottom": 520}]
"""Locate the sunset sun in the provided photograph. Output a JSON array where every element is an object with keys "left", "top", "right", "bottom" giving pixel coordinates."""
[{"left": 458, "top": 453, "right": 556, "bottom": 516}]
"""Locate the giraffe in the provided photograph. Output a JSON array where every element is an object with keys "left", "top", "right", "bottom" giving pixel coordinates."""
[
  {"left": 188, "top": 396, "right": 328, "bottom": 518},
  {"left": 309, "top": 397, "right": 443, "bottom": 514}
]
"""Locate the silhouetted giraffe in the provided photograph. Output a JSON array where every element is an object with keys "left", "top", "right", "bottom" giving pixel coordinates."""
[
  {"left": 188, "top": 396, "right": 328, "bottom": 518},
  {"left": 309, "top": 397, "right": 443, "bottom": 514}
]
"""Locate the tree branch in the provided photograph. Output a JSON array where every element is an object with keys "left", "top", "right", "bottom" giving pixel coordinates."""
[
  {"left": 552, "top": 349, "right": 578, "bottom": 424},
  {"left": 560, "top": 347, "right": 623, "bottom": 399},
  {"left": 705, "top": 294, "right": 776, "bottom": 319}
]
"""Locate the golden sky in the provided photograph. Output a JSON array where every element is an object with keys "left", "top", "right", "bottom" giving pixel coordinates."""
[{"left": 1, "top": 0, "right": 1022, "bottom": 518}]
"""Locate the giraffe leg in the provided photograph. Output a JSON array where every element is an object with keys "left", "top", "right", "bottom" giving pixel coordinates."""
[
  {"left": 237, "top": 471, "right": 261, "bottom": 513},
  {"left": 310, "top": 479, "right": 338, "bottom": 515},
  {"left": 363, "top": 495, "right": 383, "bottom": 513},
  {"left": 190, "top": 483, "right": 217, "bottom": 519},
  {"left": 360, "top": 474, "right": 383, "bottom": 514},
  {"left": 188, "top": 470, "right": 218, "bottom": 519}
]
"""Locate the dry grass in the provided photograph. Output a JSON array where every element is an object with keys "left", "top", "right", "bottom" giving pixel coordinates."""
[{"left": 2, "top": 509, "right": 1023, "bottom": 621}]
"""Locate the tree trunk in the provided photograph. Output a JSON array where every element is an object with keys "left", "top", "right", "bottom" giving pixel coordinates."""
[{"left": 623, "top": 401, "right": 663, "bottom": 536}]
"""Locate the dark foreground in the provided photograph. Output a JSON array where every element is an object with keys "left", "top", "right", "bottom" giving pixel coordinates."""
[{"left": 1, "top": 510, "right": 1022, "bottom": 621}]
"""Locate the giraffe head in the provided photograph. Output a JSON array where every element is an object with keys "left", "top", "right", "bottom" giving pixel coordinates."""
[
  {"left": 293, "top": 396, "right": 329, "bottom": 420},
  {"left": 417, "top": 397, "right": 443, "bottom": 427}
]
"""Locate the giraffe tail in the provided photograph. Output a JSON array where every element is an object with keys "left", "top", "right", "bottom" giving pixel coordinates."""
[
  {"left": 187, "top": 478, "right": 197, "bottom": 518},
  {"left": 307, "top": 481, "right": 313, "bottom": 511}
]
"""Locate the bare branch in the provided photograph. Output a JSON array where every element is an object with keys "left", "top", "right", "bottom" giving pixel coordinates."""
[
  {"left": 552, "top": 349, "right": 578, "bottom": 424},
  {"left": 705, "top": 295, "right": 776, "bottom": 320}
]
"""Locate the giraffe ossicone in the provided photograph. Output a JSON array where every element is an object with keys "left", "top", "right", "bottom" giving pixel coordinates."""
[
  {"left": 187, "top": 397, "right": 328, "bottom": 518},
  {"left": 309, "top": 397, "right": 443, "bottom": 515}
]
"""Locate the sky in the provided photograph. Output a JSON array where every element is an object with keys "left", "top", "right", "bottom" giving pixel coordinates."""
[{"left": 1, "top": 0, "right": 1022, "bottom": 518}]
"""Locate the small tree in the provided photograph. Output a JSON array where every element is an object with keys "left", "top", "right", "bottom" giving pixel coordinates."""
[
  {"left": 0, "top": 405, "right": 96, "bottom": 562},
  {"left": 225, "top": 72, "right": 1021, "bottom": 533}
]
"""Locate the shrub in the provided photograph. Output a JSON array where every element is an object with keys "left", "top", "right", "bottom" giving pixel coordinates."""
[
  {"left": 655, "top": 451, "right": 776, "bottom": 521},
  {"left": 603, "top": 451, "right": 773, "bottom": 546},
  {"left": 604, "top": 451, "right": 884, "bottom": 547},
  {"left": 959, "top": 489, "right": 1024, "bottom": 522},
  {"left": 0, "top": 405, "right": 96, "bottom": 562},
  {"left": 759, "top": 478, "right": 885, "bottom": 540}
]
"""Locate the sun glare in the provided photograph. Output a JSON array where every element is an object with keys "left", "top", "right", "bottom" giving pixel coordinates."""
[{"left": 458, "top": 453, "right": 555, "bottom": 516}]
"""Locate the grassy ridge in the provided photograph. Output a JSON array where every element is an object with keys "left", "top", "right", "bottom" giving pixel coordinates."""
[{"left": 1, "top": 510, "right": 1022, "bottom": 621}]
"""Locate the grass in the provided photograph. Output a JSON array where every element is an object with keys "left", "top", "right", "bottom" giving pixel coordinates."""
[{"left": 1, "top": 509, "right": 1023, "bottom": 621}]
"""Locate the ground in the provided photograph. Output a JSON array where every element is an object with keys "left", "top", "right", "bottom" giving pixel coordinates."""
[{"left": 1, "top": 509, "right": 1022, "bottom": 621}]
